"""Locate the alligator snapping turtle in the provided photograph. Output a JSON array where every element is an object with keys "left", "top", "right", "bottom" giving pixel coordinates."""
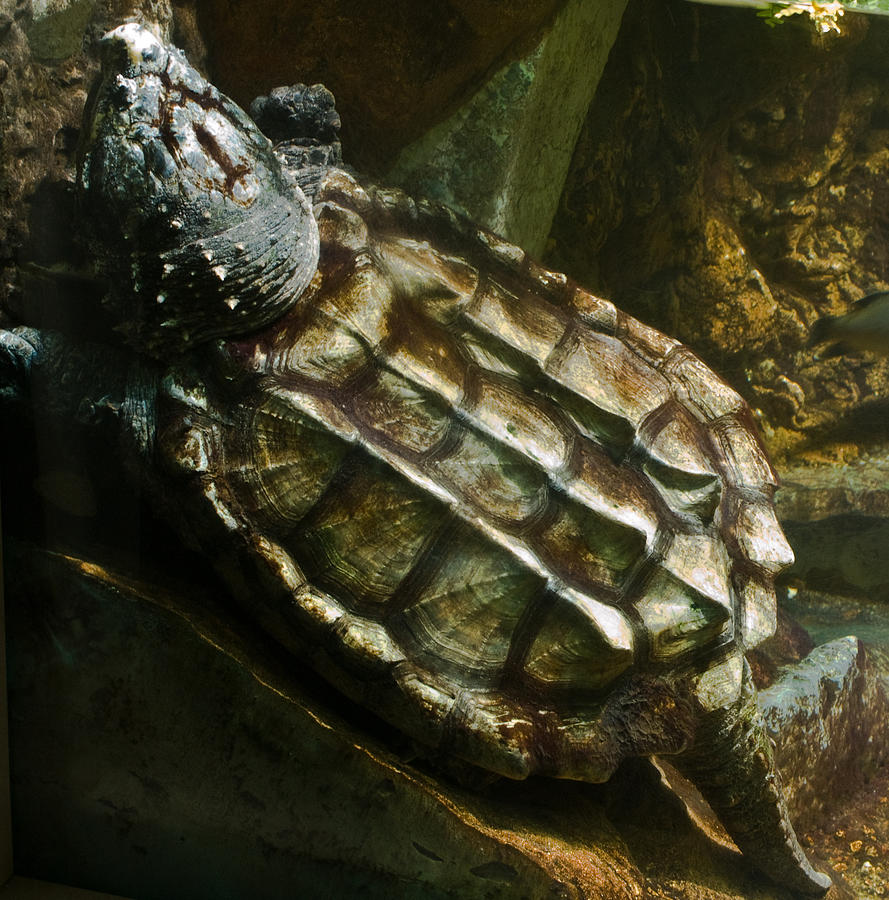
[{"left": 1, "top": 23, "right": 830, "bottom": 895}]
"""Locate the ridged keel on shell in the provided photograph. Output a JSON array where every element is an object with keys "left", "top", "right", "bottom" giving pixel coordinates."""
[{"left": 77, "top": 24, "right": 828, "bottom": 896}]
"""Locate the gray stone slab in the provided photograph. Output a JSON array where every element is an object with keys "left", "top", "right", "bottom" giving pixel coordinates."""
[
  {"left": 758, "top": 636, "right": 889, "bottom": 830},
  {"left": 4, "top": 545, "right": 645, "bottom": 900},
  {"left": 387, "top": 0, "right": 628, "bottom": 258}
]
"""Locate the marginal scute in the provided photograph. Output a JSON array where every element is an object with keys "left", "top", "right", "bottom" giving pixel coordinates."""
[
  {"left": 634, "top": 570, "right": 731, "bottom": 663},
  {"left": 390, "top": 667, "right": 458, "bottom": 751},
  {"left": 370, "top": 185, "right": 418, "bottom": 224},
  {"left": 333, "top": 614, "right": 407, "bottom": 675},
  {"left": 619, "top": 313, "right": 682, "bottom": 363},
  {"left": 444, "top": 694, "right": 534, "bottom": 780},
  {"left": 297, "top": 583, "right": 346, "bottom": 631},
  {"left": 737, "top": 575, "right": 779, "bottom": 648},
  {"left": 523, "top": 589, "right": 634, "bottom": 692},
  {"left": 476, "top": 229, "right": 525, "bottom": 271},
  {"left": 464, "top": 280, "right": 566, "bottom": 368},
  {"left": 547, "top": 327, "right": 673, "bottom": 429},
  {"left": 661, "top": 350, "right": 746, "bottom": 420},
  {"left": 732, "top": 498, "right": 795, "bottom": 574},
  {"left": 458, "top": 332, "right": 530, "bottom": 381},
  {"left": 526, "top": 260, "right": 571, "bottom": 304},
  {"left": 315, "top": 200, "right": 370, "bottom": 253},
  {"left": 317, "top": 168, "right": 373, "bottom": 215},
  {"left": 569, "top": 287, "right": 618, "bottom": 333}
]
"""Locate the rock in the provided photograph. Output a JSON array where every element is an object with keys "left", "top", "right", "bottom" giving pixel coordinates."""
[
  {"left": 192, "top": 0, "right": 568, "bottom": 173},
  {"left": 3, "top": 542, "right": 838, "bottom": 899},
  {"left": 26, "top": 0, "right": 95, "bottom": 61},
  {"left": 776, "top": 448, "right": 889, "bottom": 600},
  {"left": 189, "top": 0, "right": 631, "bottom": 254},
  {"left": 776, "top": 450, "right": 889, "bottom": 523},
  {"left": 747, "top": 604, "right": 816, "bottom": 690},
  {"left": 758, "top": 637, "right": 889, "bottom": 830},
  {"left": 386, "top": 0, "right": 628, "bottom": 256},
  {"left": 545, "top": 0, "right": 889, "bottom": 465},
  {"left": 5, "top": 544, "right": 649, "bottom": 899}
]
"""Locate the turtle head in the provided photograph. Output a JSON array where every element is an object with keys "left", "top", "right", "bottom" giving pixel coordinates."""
[{"left": 78, "top": 23, "right": 319, "bottom": 358}]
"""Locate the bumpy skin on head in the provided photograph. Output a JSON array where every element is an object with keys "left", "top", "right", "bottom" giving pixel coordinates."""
[
  {"left": 78, "top": 23, "right": 319, "bottom": 357},
  {"left": 4, "top": 23, "right": 831, "bottom": 897},
  {"left": 250, "top": 84, "right": 344, "bottom": 203},
  {"left": 250, "top": 84, "right": 341, "bottom": 148}
]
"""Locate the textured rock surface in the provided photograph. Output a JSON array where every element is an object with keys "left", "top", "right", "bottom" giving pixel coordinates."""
[
  {"left": 777, "top": 452, "right": 889, "bottom": 523},
  {"left": 387, "top": 0, "right": 628, "bottom": 257},
  {"left": 5, "top": 543, "right": 816, "bottom": 900},
  {"left": 783, "top": 513, "right": 889, "bottom": 600},
  {"left": 776, "top": 452, "right": 889, "bottom": 599},
  {"left": 546, "top": 0, "right": 889, "bottom": 466},
  {"left": 193, "top": 0, "right": 566, "bottom": 173},
  {"left": 759, "top": 637, "right": 889, "bottom": 830}
]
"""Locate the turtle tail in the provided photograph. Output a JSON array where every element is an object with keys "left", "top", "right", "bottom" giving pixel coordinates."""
[{"left": 673, "top": 661, "right": 831, "bottom": 896}]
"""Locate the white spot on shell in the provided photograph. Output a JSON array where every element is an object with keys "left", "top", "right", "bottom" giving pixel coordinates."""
[
  {"left": 163, "top": 262, "right": 175, "bottom": 275},
  {"left": 202, "top": 248, "right": 214, "bottom": 262},
  {"left": 170, "top": 219, "right": 183, "bottom": 231},
  {"left": 234, "top": 243, "right": 246, "bottom": 253},
  {"left": 212, "top": 265, "right": 227, "bottom": 281},
  {"left": 224, "top": 297, "right": 239, "bottom": 310},
  {"left": 201, "top": 210, "right": 212, "bottom": 221},
  {"left": 156, "top": 293, "right": 166, "bottom": 304}
]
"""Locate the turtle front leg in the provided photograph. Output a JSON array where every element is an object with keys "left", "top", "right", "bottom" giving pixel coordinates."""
[{"left": 673, "top": 656, "right": 831, "bottom": 896}]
